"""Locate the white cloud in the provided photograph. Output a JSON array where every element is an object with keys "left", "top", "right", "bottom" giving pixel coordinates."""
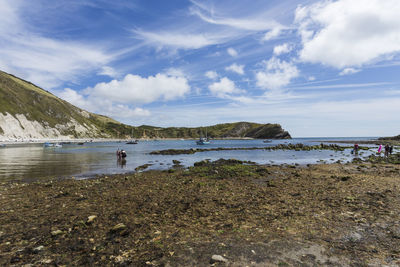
[
  {"left": 164, "top": 68, "right": 186, "bottom": 78},
  {"left": 0, "top": 0, "right": 115, "bottom": 89},
  {"left": 205, "top": 70, "right": 218, "bottom": 80},
  {"left": 98, "top": 66, "right": 119, "bottom": 78},
  {"left": 225, "top": 63, "right": 245, "bottom": 75},
  {"left": 87, "top": 72, "right": 190, "bottom": 104},
  {"left": 58, "top": 71, "right": 189, "bottom": 121},
  {"left": 263, "top": 28, "right": 282, "bottom": 41},
  {"left": 59, "top": 88, "right": 95, "bottom": 111},
  {"left": 339, "top": 68, "right": 360, "bottom": 76},
  {"left": 227, "top": 47, "right": 238, "bottom": 57},
  {"left": 190, "top": 3, "right": 283, "bottom": 31},
  {"left": 133, "top": 29, "right": 226, "bottom": 50},
  {"left": 273, "top": 43, "right": 292, "bottom": 56},
  {"left": 308, "top": 76, "right": 316, "bottom": 81},
  {"left": 59, "top": 88, "right": 151, "bottom": 120},
  {"left": 256, "top": 57, "right": 299, "bottom": 91},
  {"left": 208, "top": 77, "right": 243, "bottom": 98},
  {"left": 296, "top": 0, "right": 400, "bottom": 68}
]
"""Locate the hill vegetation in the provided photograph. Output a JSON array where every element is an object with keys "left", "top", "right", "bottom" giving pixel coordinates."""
[{"left": 0, "top": 70, "right": 291, "bottom": 140}]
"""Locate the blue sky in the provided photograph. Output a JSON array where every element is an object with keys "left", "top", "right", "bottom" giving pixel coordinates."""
[{"left": 1, "top": 0, "right": 400, "bottom": 137}]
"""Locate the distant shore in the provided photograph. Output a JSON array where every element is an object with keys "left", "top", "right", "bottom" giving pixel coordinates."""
[{"left": 0, "top": 136, "right": 259, "bottom": 145}]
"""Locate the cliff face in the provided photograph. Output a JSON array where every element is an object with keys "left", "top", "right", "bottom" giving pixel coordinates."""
[{"left": 0, "top": 71, "right": 122, "bottom": 140}]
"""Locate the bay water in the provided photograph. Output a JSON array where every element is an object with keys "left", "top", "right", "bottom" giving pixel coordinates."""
[{"left": 0, "top": 138, "right": 381, "bottom": 182}]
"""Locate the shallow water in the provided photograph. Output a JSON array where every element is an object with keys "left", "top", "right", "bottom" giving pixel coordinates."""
[{"left": 0, "top": 137, "right": 383, "bottom": 182}]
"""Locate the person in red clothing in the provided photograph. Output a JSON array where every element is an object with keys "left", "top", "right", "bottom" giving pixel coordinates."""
[{"left": 354, "top": 143, "right": 359, "bottom": 154}]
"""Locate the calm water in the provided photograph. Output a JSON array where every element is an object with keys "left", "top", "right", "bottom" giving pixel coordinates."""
[{"left": 0, "top": 137, "right": 382, "bottom": 182}]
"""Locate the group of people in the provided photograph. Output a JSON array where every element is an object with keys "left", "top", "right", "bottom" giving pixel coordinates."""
[
  {"left": 377, "top": 144, "right": 394, "bottom": 157},
  {"left": 116, "top": 148, "right": 127, "bottom": 159},
  {"left": 384, "top": 144, "right": 393, "bottom": 157}
]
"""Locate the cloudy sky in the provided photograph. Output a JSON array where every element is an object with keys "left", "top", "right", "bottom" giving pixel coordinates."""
[{"left": 1, "top": 0, "right": 400, "bottom": 137}]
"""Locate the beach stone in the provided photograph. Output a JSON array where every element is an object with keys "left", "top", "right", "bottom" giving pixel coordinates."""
[
  {"left": 211, "top": 254, "right": 228, "bottom": 263},
  {"left": 86, "top": 215, "right": 97, "bottom": 224},
  {"left": 111, "top": 223, "right": 127, "bottom": 233},
  {"left": 51, "top": 230, "right": 64, "bottom": 236},
  {"left": 347, "top": 232, "right": 362, "bottom": 242},
  {"left": 33, "top": 245, "right": 44, "bottom": 252}
]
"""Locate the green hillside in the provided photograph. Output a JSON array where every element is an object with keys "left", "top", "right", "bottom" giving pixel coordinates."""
[
  {"left": 0, "top": 70, "right": 123, "bottom": 138},
  {"left": 0, "top": 70, "right": 291, "bottom": 139}
]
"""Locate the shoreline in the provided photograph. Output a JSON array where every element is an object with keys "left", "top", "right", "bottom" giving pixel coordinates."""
[
  {"left": 0, "top": 137, "right": 259, "bottom": 145},
  {"left": 1, "top": 160, "right": 400, "bottom": 265}
]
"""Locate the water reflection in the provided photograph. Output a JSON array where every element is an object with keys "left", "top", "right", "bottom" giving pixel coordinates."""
[
  {"left": 117, "top": 158, "right": 127, "bottom": 169},
  {"left": 0, "top": 138, "right": 379, "bottom": 182}
]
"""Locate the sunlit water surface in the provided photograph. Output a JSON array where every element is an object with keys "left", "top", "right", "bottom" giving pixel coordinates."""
[{"left": 0, "top": 138, "right": 386, "bottom": 182}]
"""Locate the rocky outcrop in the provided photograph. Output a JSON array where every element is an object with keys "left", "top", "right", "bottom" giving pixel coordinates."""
[
  {"left": 244, "top": 124, "right": 291, "bottom": 139},
  {"left": 379, "top": 135, "right": 400, "bottom": 141}
]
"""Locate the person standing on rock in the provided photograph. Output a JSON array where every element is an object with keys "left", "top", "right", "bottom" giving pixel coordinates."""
[
  {"left": 389, "top": 145, "right": 393, "bottom": 155},
  {"left": 384, "top": 144, "right": 390, "bottom": 157}
]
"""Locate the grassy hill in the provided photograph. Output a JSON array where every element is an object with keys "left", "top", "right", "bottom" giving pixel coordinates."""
[
  {"left": 0, "top": 71, "right": 126, "bottom": 139},
  {"left": 0, "top": 70, "right": 291, "bottom": 140}
]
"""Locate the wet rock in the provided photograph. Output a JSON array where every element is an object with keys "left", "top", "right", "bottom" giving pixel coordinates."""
[
  {"left": 109, "top": 223, "right": 129, "bottom": 237},
  {"left": 172, "top": 160, "right": 181, "bottom": 165},
  {"left": 210, "top": 254, "right": 228, "bottom": 263},
  {"left": 135, "top": 164, "right": 153, "bottom": 171}
]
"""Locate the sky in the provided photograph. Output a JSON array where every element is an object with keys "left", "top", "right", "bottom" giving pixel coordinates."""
[{"left": 1, "top": 0, "right": 400, "bottom": 137}]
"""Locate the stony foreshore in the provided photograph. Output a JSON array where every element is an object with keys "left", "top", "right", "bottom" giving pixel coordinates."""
[{"left": 1, "top": 159, "right": 400, "bottom": 266}]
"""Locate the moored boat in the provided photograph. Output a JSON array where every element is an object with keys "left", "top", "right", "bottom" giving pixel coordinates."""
[{"left": 196, "top": 128, "right": 210, "bottom": 145}]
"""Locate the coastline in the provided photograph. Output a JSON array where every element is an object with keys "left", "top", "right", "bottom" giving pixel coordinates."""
[
  {"left": 1, "top": 160, "right": 399, "bottom": 266},
  {"left": 0, "top": 137, "right": 258, "bottom": 145}
]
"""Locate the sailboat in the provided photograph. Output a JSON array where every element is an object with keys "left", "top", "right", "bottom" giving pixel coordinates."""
[
  {"left": 196, "top": 128, "right": 210, "bottom": 145},
  {"left": 126, "top": 128, "right": 138, "bottom": 144}
]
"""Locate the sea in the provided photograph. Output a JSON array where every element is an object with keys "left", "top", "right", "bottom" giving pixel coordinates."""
[{"left": 0, "top": 137, "right": 389, "bottom": 182}]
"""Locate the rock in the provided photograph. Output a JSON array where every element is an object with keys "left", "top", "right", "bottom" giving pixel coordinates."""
[
  {"left": 41, "top": 259, "right": 52, "bottom": 264},
  {"left": 211, "top": 254, "right": 228, "bottom": 263},
  {"left": 51, "top": 230, "right": 64, "bottom": 236},
  {"left": 33, "top": 245, "right": 44, "bottom": 252},
  {"left": 347, "top": 232, "right": 362, "bottom": 242},
  {"left": 86, "top": 215, "right": 97, "bottom": 224},
  {"left": 172, "top": 160, "right": 181, "bottom": 164},
  {"left": 111, "top": 223, "right": 127, "bottom": 233}
]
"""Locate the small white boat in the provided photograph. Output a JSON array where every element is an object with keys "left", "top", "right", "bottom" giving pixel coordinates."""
[
  {"left": 43, "top": 142, "right": 62, "bottom": 148},
  {"left": 196, "top": 138, "right": 210, "bottom": 145}
]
